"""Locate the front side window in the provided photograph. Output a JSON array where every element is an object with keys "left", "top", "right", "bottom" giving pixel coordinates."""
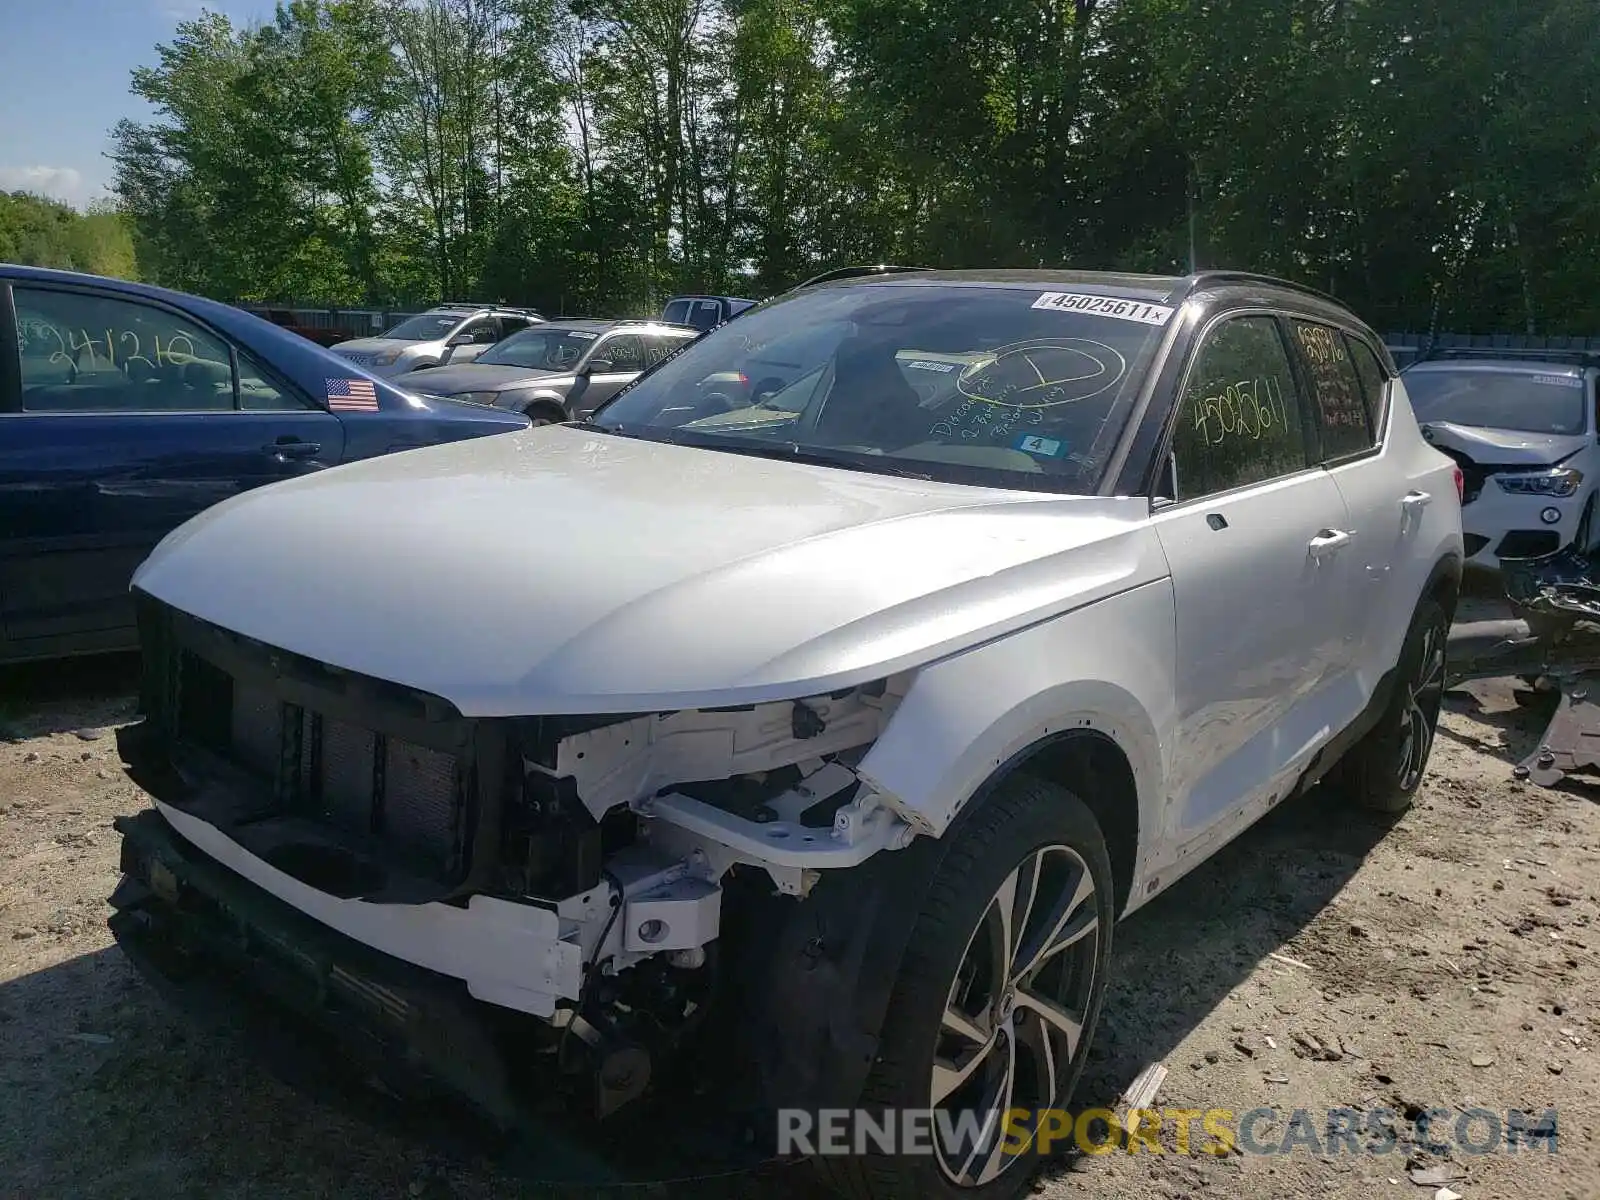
[
  {"left": 591, "top": 283, "right": 1170, "bottom": 495},
  {"left": 1290, "top": 319, "right": 1375, "bottom": 460},
  {"left": 476, "top": 327, "right": 600, "bottom": 371},
  {"left": 460, "top": 318, "right": 500, "bottom": 345},
  {"left": 15, "top": 287, "right": 236, "bottom": 413},
  {"left": 1169, "top": 316, "right": 1310, "bottom": 502},
  {"left": 597, "top": 334, "right": 645, "bottom": 372},
  {"left": 1403, "top": 367, "right": 1588, "bottom": 435}
]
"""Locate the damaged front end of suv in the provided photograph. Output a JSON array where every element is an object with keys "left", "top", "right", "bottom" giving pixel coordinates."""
[{"left": 110, "top": 590, "right": 939, "bottom": 1144}]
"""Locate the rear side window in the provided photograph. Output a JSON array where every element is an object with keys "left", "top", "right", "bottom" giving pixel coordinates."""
[
  {"left": 1169, "top": 315, "right": 1310, "bottom": 502},
  {"left": 1290, "top": 319, "right": 1374, "bottom": 460}
]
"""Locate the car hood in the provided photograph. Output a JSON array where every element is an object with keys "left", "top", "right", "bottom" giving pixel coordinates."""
[
  {"left": 132, "top": 427, "right": 1163, "bottom": 716},
  {"left": 404, "top": 362, "right": 561, "bottom": 397},
  {"left": 1420, "top": 421, "right": 1590, "bottom": 467},
  {"left": 331, "top": 337, "right": 417, "bottom": 355}
]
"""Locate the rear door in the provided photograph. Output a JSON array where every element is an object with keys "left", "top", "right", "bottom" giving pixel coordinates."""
[
  {"left": 1150, "top": 313, "right": 1357, "bottom": 849},
  {"left": 0, "top": 281, "right": 344, "bottom": 652},
  {"left": 1287, "top": 318, "right": 1408, "bottom": 693}
]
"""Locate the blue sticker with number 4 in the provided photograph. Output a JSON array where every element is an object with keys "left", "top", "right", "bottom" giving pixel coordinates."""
[{"left": 1016, "top": 434, "right": 1067, "bottom": 457}]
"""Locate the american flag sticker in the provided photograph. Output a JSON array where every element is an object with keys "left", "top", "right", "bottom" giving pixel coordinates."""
[{"left": 326, "top": 377, "right": 380, "bottom": 412}]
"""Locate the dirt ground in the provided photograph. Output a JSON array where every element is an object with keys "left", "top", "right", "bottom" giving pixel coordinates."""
[{"left": 2, "top": 594, "right": 1597, "bottom": 1199}]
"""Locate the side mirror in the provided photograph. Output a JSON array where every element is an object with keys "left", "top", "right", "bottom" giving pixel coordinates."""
[
  {"left": 448, "top": 333, "right": 474, "bottom": 348},
  {"left": 583, "top": 358, "right": 614, "bottom": 375}
]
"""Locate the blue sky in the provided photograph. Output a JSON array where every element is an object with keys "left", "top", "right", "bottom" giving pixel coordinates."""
[{"left": 0, "top": 0, "right": 272, "bottom": 208}]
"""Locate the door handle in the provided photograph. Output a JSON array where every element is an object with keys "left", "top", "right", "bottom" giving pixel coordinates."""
[
  {"left": 1308, "top": 529, "right": 1353, "bottom": 559},
  {"left": 264, "top": 439, "right": 321, "bottom": 460},
  {"left": 1402, "top": 490, "right": 1432, "bottom": 511}
]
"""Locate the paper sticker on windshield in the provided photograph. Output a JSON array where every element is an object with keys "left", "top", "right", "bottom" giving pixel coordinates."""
[
  {"left": 1531, "top": 373, "right": 1583, "bottom": 388},
  {"left": 1016, "top": 434, "right": 1067, "bottom": 458},
  {"left": 905, "top": 359, "right": 958, "bottom": 373},
  {"left": 569, "top": 331, "right": 598, "bottom": 340},
  {"left": 1031, "top": 292, "right": 1174, "bottom": 326}
]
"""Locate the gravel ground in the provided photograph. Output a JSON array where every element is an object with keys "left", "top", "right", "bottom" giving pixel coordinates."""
[{"left": 2, "top": 605, "right": 1597, "bottom": 1199}]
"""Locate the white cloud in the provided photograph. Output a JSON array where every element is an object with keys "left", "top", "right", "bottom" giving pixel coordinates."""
[{"left": 0, "top": 166, "right": 92, "bottom": 206}]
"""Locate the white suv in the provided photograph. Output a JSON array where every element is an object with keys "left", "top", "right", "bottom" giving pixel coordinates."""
[
  {"left": 1401, "top": 351, "right": 1600, "bottom": 567},
  {"left": 111, "top": 269, "right": 1463, "bottom": 1199},
  {"left": 329, "top": 304, "right": 544, "bottom": 377}
]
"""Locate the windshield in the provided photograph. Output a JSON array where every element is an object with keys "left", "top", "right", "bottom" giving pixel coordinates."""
[
  {"left": 591, "top": 282, "right": 1170, "bottom": 494},
  {"left": 477, "top": 326, "right": 603, "bottom": 370},
  {"left": 381, "top": 312, "right": 465, "bottom": 341},
  {"left": 1405, "top": 369, "right": 1590, "bottom": 436}
]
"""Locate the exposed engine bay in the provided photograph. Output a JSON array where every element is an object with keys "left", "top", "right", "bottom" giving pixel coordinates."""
[{"left": 116, "top": 594, "right": 926, "bottom": 1122}]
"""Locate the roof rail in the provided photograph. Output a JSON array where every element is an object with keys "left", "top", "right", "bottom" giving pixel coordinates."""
[
  {"left": 1411, "top": 346, "right": 1600, "bottom": 369},
  {"left": 1183, "top": 271, "right": 1343, "bottom": 307},
  {"left": 789, "top": 264, "right": 936, "bottom": 291}
]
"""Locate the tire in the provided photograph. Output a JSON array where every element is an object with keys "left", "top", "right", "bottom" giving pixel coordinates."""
[
  {"left": 1335, "top": 595, "right": 1449, "bottom": 814},
  {"left": 524, "top": 403, "right": 566, "bottom": 427},
  {"left": 815, "top": 773, "right": 1115, "bottom": 1200}
]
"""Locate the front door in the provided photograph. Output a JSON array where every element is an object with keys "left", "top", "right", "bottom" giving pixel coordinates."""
[
  {"left": 0, "top": 283, "right": 344, "bottom": 653},
  {"left": 1150, "top": 313, "right": 1357, "bottom": 850}
]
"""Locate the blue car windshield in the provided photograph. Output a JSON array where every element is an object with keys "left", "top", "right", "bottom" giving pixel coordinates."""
[{"left": 590, "top": 282, "right": 1171, "bottom": 494}]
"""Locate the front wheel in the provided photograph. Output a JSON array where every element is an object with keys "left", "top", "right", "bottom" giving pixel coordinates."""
[
  {"left": 524, "top": 403, "right": 567, "bottom": 427},
  {"left": 1335, "top": 595, "right": 1449, "bottom": 814},
  {"left": 817, "top": 773, "right": 1115, "bottom": 1200}
]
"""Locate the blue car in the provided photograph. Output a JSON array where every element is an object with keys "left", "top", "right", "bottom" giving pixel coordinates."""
[{"left": 0, "top": 265, "right": 531, "bottom": 664}]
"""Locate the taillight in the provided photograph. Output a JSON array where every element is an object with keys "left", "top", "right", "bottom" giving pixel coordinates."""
[{"left": 1452, "top": 466, "right": 1464, "bottom": 502}]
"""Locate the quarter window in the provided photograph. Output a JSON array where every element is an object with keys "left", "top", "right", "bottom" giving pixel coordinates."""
[
  {"left": 1345, "top": 336, "right": 1389, "bottom": 435},
  {"left": 16, "top": 287, "right": 237, "bottom": 413},
  {"left": 1170, "top": 316, "right": 1310, "bottom": 502},
  {"left": 238, "top": 350, "right": 311, "bottom": 411},
  {"left": 1290, "top": 319, "right": 1375, "bottom": 459}
]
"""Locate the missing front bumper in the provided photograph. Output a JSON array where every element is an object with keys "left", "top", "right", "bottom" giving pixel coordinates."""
[{"left": 108, "top": 808, "right": 772, "bottom": 1184}]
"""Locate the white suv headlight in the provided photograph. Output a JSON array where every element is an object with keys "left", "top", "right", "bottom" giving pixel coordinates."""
[
  {"left": 370, "top": 351, "right": 399, "bottom": 366},
  {"left": 450, "top": 391, "right": 502, "bottom": 406},
  {"left": 1497, "top": 467, "right": 1584, "bottom": 497}
]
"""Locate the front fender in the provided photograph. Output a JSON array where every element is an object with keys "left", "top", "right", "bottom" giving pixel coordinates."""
[{"left": 858, "top": 576, "right": 1176, "bottom": 858}]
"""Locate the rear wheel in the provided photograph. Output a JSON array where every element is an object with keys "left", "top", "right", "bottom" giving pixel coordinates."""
[
  {"left": 816, "top": 773, "right": 1114, "bottom": 1200},
  {"left": 1336, "top": 596, "right": 1449, "bottom": 814}
]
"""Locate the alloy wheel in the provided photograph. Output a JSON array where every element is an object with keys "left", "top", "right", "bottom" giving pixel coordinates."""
[
  {"left": 930, "top": 845, "right": 1101, "bottom": 1187},
  {"left": 1397, "top": 618, "right": 1447, "bottom": 791}
]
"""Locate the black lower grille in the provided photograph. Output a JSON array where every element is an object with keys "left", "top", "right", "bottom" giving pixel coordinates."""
[
  {"left": 172, "top": 647, "right": 470, "bottom": 882},
  {"left": 1496, "top": 530, "right": 1562, "bottom": 560}
]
